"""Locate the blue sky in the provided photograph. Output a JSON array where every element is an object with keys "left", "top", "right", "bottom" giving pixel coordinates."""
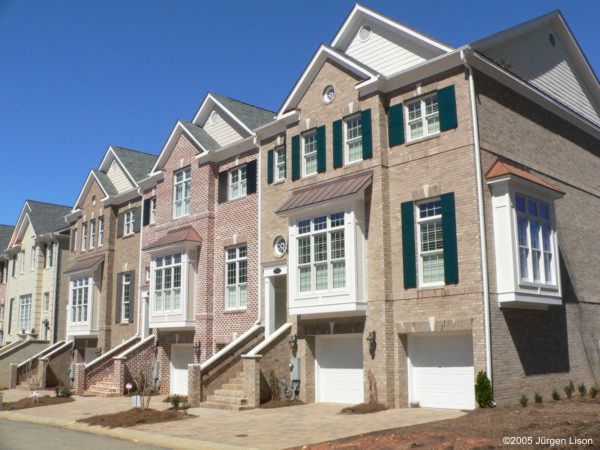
[{"left": 0, "top": 0, "right": 597, "bottom": 226}]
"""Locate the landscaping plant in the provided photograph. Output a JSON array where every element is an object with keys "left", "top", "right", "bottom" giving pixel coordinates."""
[
  {"left": 564, "top": 381, "right": 575, "bottom": 399},
  {"left": 519, "top": 394, "right": 528, "bottom": 407},
  {"left": 170, "top": 394, "right": 181, "bottom": 410},
  {"left": 268, "top": 371, "right": 281, "bottom": 401},
  {"left": 534, "top": 392, "right": 543, "bottom": 404},
  {"left": 577, "top": 383, "right": 587, "bottom": 397},
  {"left": 589, "top": 386, "right": 598, "bottom": 399},
  {"left": 551, "top": 389, "right": 560, "bottom": 401},
  {"left": 475, "top": 371, "right": 494, "bottom": 408}
]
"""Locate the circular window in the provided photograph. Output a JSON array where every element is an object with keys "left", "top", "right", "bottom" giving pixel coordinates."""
[
  {"left": 273, "top": 236, "right": 287, "bottom": 258},
  {"left": 323, "top": 85, "right": 336, "bottom": 104},
  {"left": 209, "top": 111, "right": 220, "bottom": 125},
  {"left": 358, "top": 25, "right": 372, "bottom": 42}
]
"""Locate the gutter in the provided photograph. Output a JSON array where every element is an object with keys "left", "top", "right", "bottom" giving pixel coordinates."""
[{"left": 461, "top": 49, "right": 493, "bottom": 381}]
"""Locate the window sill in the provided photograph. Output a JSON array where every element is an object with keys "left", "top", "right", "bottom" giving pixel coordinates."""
[
  {"left": 121, "top": 233, "right": 135, "bottom": 239},
  {"left": 416, "top": 283, "right": 446, "bottom": 292},
  {"left": 300, "top": 173, "right": 319, "bottom": 181},
  {"left": 273, "top": 179, "right": 286, "bottom": 185},
  {"left": 405, "top": 132, "right": 441, "bottom": 147},
  {"left": 344, "top": 159, "right": 363, "bottom": 168},
  {"left": 225, "top": 195, "right": 249, "bottom": 205},
  {"left": 224, "top": 308, "right": 247, "bottom": 313}
]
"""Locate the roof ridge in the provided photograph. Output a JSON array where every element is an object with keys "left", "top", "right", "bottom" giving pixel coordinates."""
[{"left": 26, "top": 199, "right": 72, "bottom": 209}]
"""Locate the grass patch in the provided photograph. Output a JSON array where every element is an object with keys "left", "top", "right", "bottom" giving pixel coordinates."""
[
  {"left": 340, "top": 402, "right": 388, "bottom": 414},
  {"left": 1, "top": 395, "right": 75, "bottom": 411},
  {"left": 78, "top": 408, "right": 192, "bottom": 428},
  {"left": 260, "top": 399, "right": 305, "bottom": 409}
]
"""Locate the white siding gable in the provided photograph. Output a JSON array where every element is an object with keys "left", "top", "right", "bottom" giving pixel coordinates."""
[
  {"left": 483, "top": 24, "right": 600, "bottom": 125},
  {"left": 107, "top": 160, "right": 133, "bottom": 193},
  {"left": 345, "top": 21, "right": 441, "bottom": 76},
  {"left": 202, "top": 108, "right": 242, "bottom": 147}
]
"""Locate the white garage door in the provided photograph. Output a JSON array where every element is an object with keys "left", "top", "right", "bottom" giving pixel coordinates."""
[
  {"left": 316, "top": 334, "right": 364, "bottom": 404},
  {"left": 409, "top": 333, "right": 475, "bottom": 410},
  {"left": 170, "top": 344, "right": 193, "bottom": 395}
]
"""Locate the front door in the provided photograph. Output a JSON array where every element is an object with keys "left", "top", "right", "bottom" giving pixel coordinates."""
[
  {"left": 273, "top": 275, "right": 287, "bottom": 330},
  {"left": 170, "top": 344, "right": 193, "bottom": 395}
]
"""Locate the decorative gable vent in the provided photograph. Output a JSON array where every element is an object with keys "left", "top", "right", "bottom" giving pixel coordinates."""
[
  {"left": 209, "top": 111, "right": 220, "bottom": 125},
  {"left": 358, "top": 24, "right": 372, "bottom": 42}
]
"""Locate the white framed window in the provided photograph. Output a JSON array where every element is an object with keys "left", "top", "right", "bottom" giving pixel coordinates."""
[
  {"left": 145, "top": 267, "right": 151, "bottom": 282},
  {"left": 121, "top": 273, "right": 131, "bottom": 323},
  {"left": 302, "top": 131, "right": 318, "bottom": 177},
  {"left": 19, "top": 295, "right": 31, "bottom": 332},
  {"left": 149, "top": 197, "right": 157, "bottom": 224},
  {"left": 20, "top": 250, "right": 25, "bottom": 274},
  {"left": 81, "top": 222, "right": 88, "bottom": 250},
  {"left": 274, "top": 147, "right": 286, "bottom": 182},
  {"left": 30, "top": 246, "right": 36, "bottom": 271},
  {"left": 71, "top": 277, "right": 90, "bottom": 324},
  {"left": 416, "top": 199, "right": 445, "bottom": 287},
  {"left": 72, "top": 229, "right": 78, "bottom": 252},
  {"left": 89, "top": 219, "right": 96, "bottom": 248},
  {"left": 43, "top": 292, "right": 50, "bottom": 312},
  {"left": 344, "top": 115, "right": 363, "bottom": 164},
  {"left": 173, "top": 168, "right": 191, "bottom": 218},
  {"left": 153, "top": 253, "right": 182, "bottom": 314},
  {"left": 515, "top": 194, "right": 556, "bottom": 285},
  {"left": 296, "top": 213, "right": 346, "bottom": 294},
  {"left": 225, "top": 245, "right": 247, "bottom": 310},
  {"left": 406, "top": 93, "right": 440, "bottom": 141},
  {"left": 98, "top": 217, "right": 104, "bottom": 246},
  {"left": 124, "top": 210, "right": 135, "bottom": 236},
  {"left": 45, "top": 243, "right": 53, "bottom": 268},
  {"left": 229, "top": 165, "right": 247, "bottom": 200}
]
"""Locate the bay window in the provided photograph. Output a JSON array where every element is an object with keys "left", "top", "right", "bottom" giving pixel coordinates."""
[
  {"left": 154, "top": 253, "right": 182, "bottom": 314},
  {"left": 226, "top": 245, "right": 247, "bottom": 309},
  {"left": 71, "top": 277, "right": 90, "bottom": 323},
  {"left": 173, "top": 168, "right": 191, "bottom": 218}
]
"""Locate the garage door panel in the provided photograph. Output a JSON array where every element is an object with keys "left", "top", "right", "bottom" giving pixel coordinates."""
[{"left": 316, "top": 335, "right": 364, "bottom": 404}]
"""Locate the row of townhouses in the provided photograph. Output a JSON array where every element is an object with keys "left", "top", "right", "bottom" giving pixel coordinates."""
[{"left": 1, "top": 4, "right": 599, "bottom": 410}]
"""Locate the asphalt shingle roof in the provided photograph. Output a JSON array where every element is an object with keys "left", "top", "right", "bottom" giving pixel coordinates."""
[
  {"left": 27, "top": 200, "right": 71, "bottom": 234},
  {"left": 180, "top": 121, "right": 220, "bottom": 151},
  {"left": 111, "top": 146, "right": 158, "bottom": 182},
  {"left": 210, "top": 93, "right": 276, "bottom": 130},
  {"left": 92, "top": 169, "right": 118, "bottom": 196},
  {"left": 0, "top": 225, "right": 15, "bottom": 252}
]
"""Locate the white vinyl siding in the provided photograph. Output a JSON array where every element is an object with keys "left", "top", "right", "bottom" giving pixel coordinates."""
[
  {"left": 107, "top": 160, "right": 134, "bottom": 193},
  {"left": 202, "top": 110, "right": 243, "bottom": 146},
  {"left": 225, "top": 246, "right": 247, "bottom": 310},
  {"left": 302, "top": 131, "right": 318, "bottom": 177},
  {"left": 19, "top": 295, "right": 32, "bottom": 332},
  {"left": 154, "top": 253, "right": 182, "bottom": 314},
  {"left": 173, "top": 168, "right": 191, "bottom": 218},
  {"left": 416, "top": 199, "right": 444, "bottom": 287}
]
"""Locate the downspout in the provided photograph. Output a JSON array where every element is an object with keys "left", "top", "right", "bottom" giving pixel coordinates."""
[
  {"left": 51, "top": 236, "right": 60, "bottom": 343},
  {"left": 253, "top": 135, "right": 262, "bottom": 326},
  {"left": 462, "top": 49, "right": 493, "bottom": 381},
  {"left": 135, "top": 188, "right": 145, "bottom": 338}
]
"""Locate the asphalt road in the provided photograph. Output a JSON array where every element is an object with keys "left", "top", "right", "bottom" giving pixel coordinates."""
[{"left": 0, "top": 418, "right": 167, "bottom": 450}]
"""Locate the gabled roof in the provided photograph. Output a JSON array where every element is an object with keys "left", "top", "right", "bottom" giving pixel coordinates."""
[
  {"left": 0, "top": 225, "right": 15, "bottom": 252},
  {"left": 26, "top": 200, "right": 71, "bottom": 234},
  {"left": 179, "top": 121, "right": 220, "bottom": 151},
  {"left": 278, "top": 44, "right": 379, "bottom": 117},
  {"left": 92, "top": 169, "right": 118, "bottom": 196},
  {"left": 208, "top": 93, "right": 275, "bottom": 130},
  {"left": 485, "top": 160, "right": 564, "bottom": 194},
  {"left": 110, "top": 146, "right": 158, "bottom": 183}
]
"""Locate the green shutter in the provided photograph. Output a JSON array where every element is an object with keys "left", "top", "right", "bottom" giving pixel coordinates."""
[
  {"left": 438, "top": 85, "right": 458, "bottom": 131},
  {"left": 267, "top": 149, "right": 274, "bottom": 184},
  {"left": 361, "top": 109, "right": 372, "bottom": 160},
  {"left": 441, "top": 192, "right": 459, "bottom": 284},
  {"left": 401, "top": 201, "right": 417, "bottom": 289},
  {"left": 291, "top": 135, "right": 300, "bottom": 181},
  {"left": 333, "top": 119, "right": 343, "bottom": 169},
  {"left": 316, "top": 125, "right": 326, "bottom": 173},
  {"left": 388, "top": 103, "right": 405, "bottom": 147}
]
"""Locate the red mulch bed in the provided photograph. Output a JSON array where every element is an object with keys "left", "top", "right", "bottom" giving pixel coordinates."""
[
  {"left": 1, "top": 395, "right": 75, "bottom": 411},
  {"left": 260, "top": 398, "right": 305, "bottom": 409},
  {"left": 292, "top": 398, "right": 600, "bottom": 449},
  {"left": 340, "top": 402, "right": 388, "bottom": 414},
  {"left": 78, "top": 408, "right": 192, "bottom": 428}
]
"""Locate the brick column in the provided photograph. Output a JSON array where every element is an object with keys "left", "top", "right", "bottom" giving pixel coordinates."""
[
  {"left": 189, "top": 364, "right": 202, "bottom": 407},
  {"left": 242, "top": 357, "right": 260, "bottom": 408},
  {"left": 38, "top": 359, "right": 48, "bottom": 389},
  {"left": 9, "top": 364, "right": 17, "bottom": 389},
  {"left": 72, "top": 363, "right": 85, "bottom": 395},
  {"left": 114, "top": 358, "right": 125, "bottom": 395}
]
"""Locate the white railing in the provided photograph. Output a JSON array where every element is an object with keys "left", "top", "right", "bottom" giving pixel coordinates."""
[
  {"left": 18, "top": 340, "right": 66, "bottom": 368},
  {"left": 115, "top": 334, "right": 155, "bottom": 360},
  {"left": 200, "top": 324, "right": 262, "bottom": 370},
  {"left": 243, "top": 323, "right": 292, "bottom": 358},
  {"left": 39, "top": 340, "right": 73, "bottom": 361},
  {"left": 85, "top": 335, "right": 140, "bottom": 369}
]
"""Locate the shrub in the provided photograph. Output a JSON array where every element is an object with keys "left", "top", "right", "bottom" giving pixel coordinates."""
[
  {"left": 589, "top": 386, "right": 598, "bottom": 399},
  {"left": 170, "top": 394, "right": 181, "bottom": 410},
  {"left": 181, "top": 402, "right": 190, "bottom": 414},
  {"left": 475, "top": 371, "right": 494, "bottom": 408},
  {"left": 519, "top": 394, "right": 528, "bottom": 407},
  {"left": 564, "top": 381, "right": 575, "bottom": 399},
  {"left": 534, "top": 392, "right": 543, "bottom": 404},
  {"left": 268, "top": 371, "right": 280, "bottom": 401},
  {"left": 57, "top": 387, "right": 71, "bottom": 398},
  {"left": 551, "top": 389, "right": 560, "bottom": 401},
  {"left": 577, "top": 383, "right": 587, "bottom": 397}
]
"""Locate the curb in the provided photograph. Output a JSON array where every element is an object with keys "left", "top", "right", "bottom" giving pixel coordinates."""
[{"left": 0, "top": 411, "right": 256, "bottom": 450}]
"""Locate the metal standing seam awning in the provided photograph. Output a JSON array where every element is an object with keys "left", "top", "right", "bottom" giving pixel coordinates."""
[
  {"left": 143, "top": 226, "right": 202, "bottom": 252},
  {"left": 276, "top": 170, "right": 373, "bottom": 214},
  {"left": 64, "top": 254, "right": 105, "bottom": 275}
]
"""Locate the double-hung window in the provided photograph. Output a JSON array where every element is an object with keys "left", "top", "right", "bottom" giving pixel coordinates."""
[
  {"left": 19, "top": 295, "right": 31, "bottom": 332},
  {"left": 98, "top": 217, "right": 104, "bottom": 246},
  {"left": 229, "top": 165, "right": 247, "bottom": 200},
  {"left": 515, "top": 194, "right": 556, "bottom": 285},
  {"left": 274, "top": 147, "right": 286, "bottom": 182},
  {"left": 43, "top": 292, "right": 50, "bottom": 312},
  {"left": 89, "top": 219, "right": 96, "bottom": 248},
  {"left": 46, "top": 243, "right": 53, "bottom": 268},
  {"left": 81, "top": 222, "right": 88, "bottom": 250},
  {"left": 30, "top": 246, "right": 36, "bottom": 271},
  {"left": 173, "top": 168, "right": 191, "bottom": 218},
  {"left": 345, "top": 115, "right": 363, "bottom": 164},
  {"left": 225, "top": 245, "right": 247, "bottom": 309},
  {"left": 149, "top": 197, "right": 157, "bottom": 224},
  {"left": 71, "top": 278, "right": 90, "bottom": 323},
  {"left": 72, "top": 229, "right": 78, "bottom": 252},
  {"left": 406, "top": 94, "right": 440, "bottom": 141},
  {"left": 302, "top": 131, "right": 318, "bottom": 177},
  {"left": 121, "top": 273, "right": 131, "bottom": 322},
  {"left": 416, "top": 199, "right": 445, "bottom": 286},
  {"left": 297, "top": 213, "right": 346, "bottom": 294},
  {"left": 124, "top": 210, "right": 135, "bottom": 236},
  {"left": 20, "top": 251, "right": 25, "bottom": 274},
  {"left": 154, "top": 253, "right": 182, "bottom": 313}
]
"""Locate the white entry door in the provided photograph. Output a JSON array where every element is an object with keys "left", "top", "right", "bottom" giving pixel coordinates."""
[
  {"left": 170, "top": 344, "right": 193, "bottom": 395},
  {"left": 316, "top": 334, "right": 364, "bottom": 404},
  {"left": 408, "top": 333, "right": 475, "bottom": 410}
]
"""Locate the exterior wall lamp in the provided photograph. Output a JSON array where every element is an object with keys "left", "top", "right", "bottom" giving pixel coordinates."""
[
  {"left": 288, "top": 334, "right": 297, "bottom": 351},
  {"left": 367, "top": 331, "right": 377, "bottom": 351},
  {"left": 193, "top": 341, "right": 201, "bottom": 360}
]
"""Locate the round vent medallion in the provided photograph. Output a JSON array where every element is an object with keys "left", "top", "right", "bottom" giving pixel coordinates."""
[
  {"left": 323, "top": 85, "right": 336, "bottom": 104},
  {"left": 358, "top": 25, "right": 372, "bottom": 42},
  {"left": 209, "top": 111, "right": 220, "bottom": 125},
  {"left": 273, "top": 236, "right": 288, "bottom": 258}
]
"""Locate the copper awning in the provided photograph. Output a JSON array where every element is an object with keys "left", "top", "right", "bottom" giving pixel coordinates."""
[
  {"left": 276, "top": 170, "right": 373, "bottom": 214},
  {"left": 486, "top": 160, "right": 564, "bottom": 194},
  {"left": 143, "top": 226, "right": 202, "bottom": 251},
  {"left": 64, "top": 254, "right": 105, "bottom": 275}
]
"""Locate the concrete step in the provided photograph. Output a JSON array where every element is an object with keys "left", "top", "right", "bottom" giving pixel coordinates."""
[
  {"left": 199, "top": 401, "right": 253, "bottom": 411},
  {"left": 206, "top": 395, "right": 248, "bottom": 405},
  {"left": 94, "top": 381, "right": 117, "bottom": 388},
  {"left": 213, "top": 389, "right": 245, "bottom": 398},
  {"left": 222, "top": 382, "right": 244, "bottom": 391}
]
